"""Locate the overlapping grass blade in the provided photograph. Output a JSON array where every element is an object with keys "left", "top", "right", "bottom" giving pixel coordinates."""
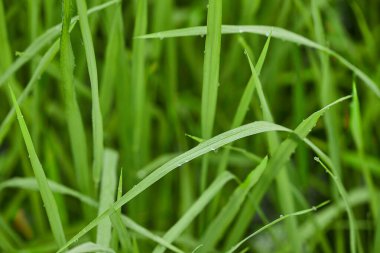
[
  {"left": 75, "top": 0, "right": 104, "bottom": 187},
  {"left": 8, "top": 87, "right": 66, "bottom": 247},
  {"left": 60, "top": 0, "right": 91, "bottom": 197},
  {"left": 153, "top": 171, "right": 235, "bottom": 253},
  {"left": 57, "top": 121, "right": 293, "bottom": 252},
  {"left": 198, "top": 157, "right": 268, "bottom": 253},
  {"left": 138, "top": 25, "right": 380, "bottom": 98},
  {"left": 0, "top": 0, "right": 121, "bottom": 88},
  {"left": 200, "top": 0, "right": 223, "bottom": 191},
  {"left": 244, "top": 39, "right": 301, "bottom": 252},
  {"left": 224, "top": 95, "right": 351, "bottom": 248},
  {"left": 97, "top": 149, "right": 118, "bottom": 247}
]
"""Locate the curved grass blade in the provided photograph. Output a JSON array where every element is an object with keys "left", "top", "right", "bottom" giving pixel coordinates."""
[
  {"left": 8, "top": 86, "right": 66, "bottom": 247},
  {"left": 75, "top": 0, "right": 104, "bottom": 187},
  {"left": 153, "top": 171, "right": 235, "bottom": 253},
  {"left": 0, "top": 0, "right": 121, "bottom": 88},
  {"left": 137, "top": 25, "right": 380, "bottom": 98},
  {"left": 226, "top": 201, "right": 330, "bottom": 253},
  {"left": 0, "top": 177, "right": 97, "bottom": 207},
  {"left": 57, "top": 121, "right": 292, "bottom": 252},
  {"left": 198, "top": 157, "right": 268, "bottom": 253}
]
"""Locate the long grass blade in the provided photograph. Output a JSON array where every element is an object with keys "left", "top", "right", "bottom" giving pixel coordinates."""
[
  {"left": 138, "top": 25, "right": 380, "bottom": 98},
  {"left": 200, "top": 0, "right": 223, "bottom": 191},
  {"left": 8, "top": 86, "right": 66, "bottom": 247},
  {"left": 75, "top": 0, "right": 104, "bottom": 187}
]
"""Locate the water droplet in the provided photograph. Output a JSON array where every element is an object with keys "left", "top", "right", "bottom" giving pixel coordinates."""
[
  {"left": 314, "top": 157, "right": 320, "bottom": 162},
  {"left": 312, "top": 206, "right": 317, "bottom": 211},
  {"left": 280, "top": 214, "right": 284, "bottom": 218},
  {"left": 200, "top": 34, "right": 205, "bottom": 38},
  {"left": 265, "top": 31, "right": 270, "bottom": 37},
  {"left": 177, "top": 163, "right": 182, "bottom": 167},
  {"left": 244, "top": 50, "right": 248, "bottom": 55},
  {"left": 239, "top": 29, "right": 243, "bottom": 33}
]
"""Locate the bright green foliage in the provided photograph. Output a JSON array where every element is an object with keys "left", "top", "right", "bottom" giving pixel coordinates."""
[{"left": 0, "top": 1, "right": 379, "bottom": 252}]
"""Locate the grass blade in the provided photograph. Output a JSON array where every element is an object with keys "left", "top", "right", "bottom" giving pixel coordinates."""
[
  {"left": 8, "top": 86, "right": 66, "bottom": 247},
  {"left": 60, "top": 0, "right": 91, "bottom": 198},
  {"left": 0, "top": 177, "right": 97, "bottom": 207},
  {"left": 75, "top": 0, "right": 104, "bottom": 187},
  {"left": 138, "top": 25, "right": 380, "bottom": 98},
  {"left": 200, "top": 0, "right": 223, "bottom": 191},
  {"left": 97, "top": 149, "right": 118, "bottom": 247}
]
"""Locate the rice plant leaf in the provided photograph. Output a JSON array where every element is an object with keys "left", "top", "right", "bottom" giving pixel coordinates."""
[
  {"left": 0, "top": 0, "right": 121, "bottom": 88},
  {"left": 0, "top": 177, "right": 97, "bottom": 207},
  {"left": 198, "top": 157, "right": 268, "bottom": 253},
  {"left": 66, "top": 242, "right": 115, "bottom": 253},
  {"left": 97, "top": 149, "right": 118, "bottom": 247},
  {"left": 153, "top": 171, "right": 235, "bottom": 253},
  {"left": 8, "top": 86, "right": 66, "bottom": 247},
  {"left": 75, "top": 0, "right": 104, "bottom": 187},
  {"left": 138, "top": 25, "right": 380, "bottom": 98}
]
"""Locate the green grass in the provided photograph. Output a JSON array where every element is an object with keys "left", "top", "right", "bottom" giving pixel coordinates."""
[{"left": 1, "top": 0, "right": 379, "bottom": 252}]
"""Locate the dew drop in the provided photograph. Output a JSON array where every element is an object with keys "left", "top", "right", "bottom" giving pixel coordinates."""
[
  {"left": 265, "top": 31, "right": 270, "bottom": 37},
  {"left": 239, "top": 29, "right": 243, "bottom": 33},
  {"left": 244, "top": 49, "right": 248, "bottom": 55},
  {"left": 312, "top": 206, "right": 317, "bottom": 211},
  {"left": 280, "top": 214, "right": 284, "bottom": 218}
]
